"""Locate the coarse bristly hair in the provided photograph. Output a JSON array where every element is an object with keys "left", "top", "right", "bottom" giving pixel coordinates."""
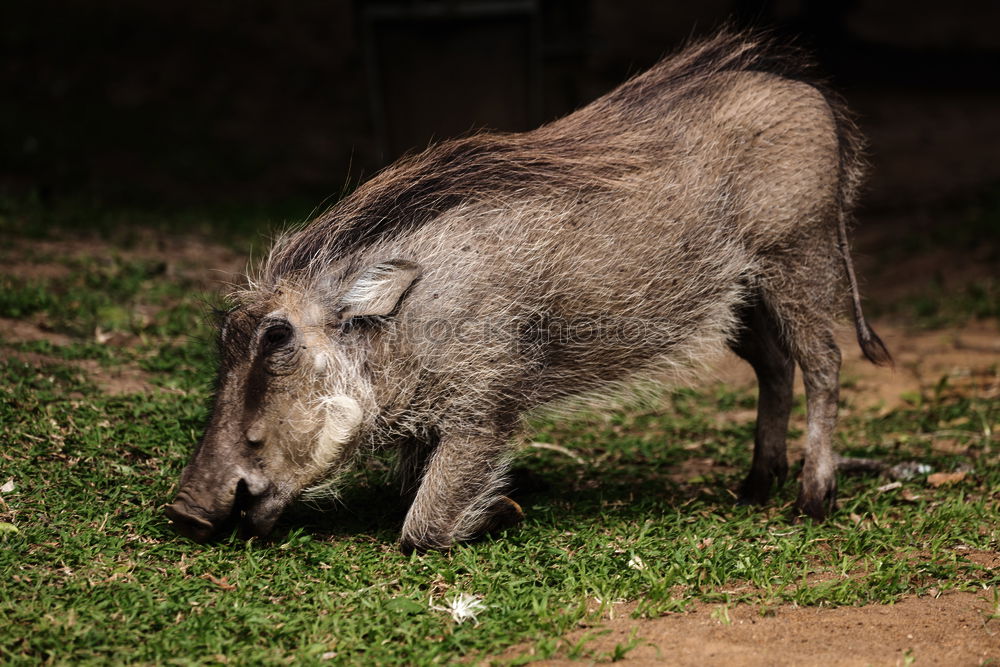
[{"left": 176, "top": 27, "right": 891, "bottom": 552}]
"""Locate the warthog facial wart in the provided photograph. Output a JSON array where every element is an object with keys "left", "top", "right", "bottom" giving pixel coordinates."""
[{"left": 165, "top": 29, "right": 891, "bottom": 553}]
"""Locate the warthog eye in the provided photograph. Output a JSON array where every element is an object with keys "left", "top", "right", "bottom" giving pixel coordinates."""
[
  {"left": 262, "top": 323, "right": 292, "bottom": 354},
  {"left": 339, "top": 315, "right": 377, "bottom": 335}
]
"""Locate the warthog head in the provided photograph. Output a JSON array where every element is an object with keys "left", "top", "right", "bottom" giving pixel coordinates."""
[{"left": 165, "top": 260, "right": 421, "bottom": 541}]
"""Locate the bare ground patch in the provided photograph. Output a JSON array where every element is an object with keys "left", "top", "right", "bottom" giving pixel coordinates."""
[
  {"left": 0, "top": 227, "right": 248, "bottom": 395},
  {"left": 0, "top": 227, "right": 253, "bottom": 394},
  {"left": 0, "top": 293, "right": 158, "bottom": 396},
  {"left": 712, "top": 319, "right": 1000, "bottom": 414},
  {"left": 1, "top": 230, "right": 246, "bottom": 289},
  {"left": 0, "top": 317, "right": 74, "bottom": 346},
  {"left": 518, "top": 591, "right": 997, "bottom": 666},
  {"left": 0, "top": 346, "right": 156, "bottom": 396}
]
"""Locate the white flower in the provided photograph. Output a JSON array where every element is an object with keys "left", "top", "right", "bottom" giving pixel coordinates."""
[
  {"left": 431, "top": 593, "right": 487, "bottom": 625},
  {"left": 627, "top": 555, "right": 646, "bottom": 571}
]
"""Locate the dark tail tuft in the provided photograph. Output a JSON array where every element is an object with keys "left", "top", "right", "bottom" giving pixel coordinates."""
[{"left": 856, "top": 320, "right": 893, "bottom": 367}]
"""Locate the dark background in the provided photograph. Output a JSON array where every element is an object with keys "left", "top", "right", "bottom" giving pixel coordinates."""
[{"left": 4, "top": 0, "right": 1000, "bottom": 218}]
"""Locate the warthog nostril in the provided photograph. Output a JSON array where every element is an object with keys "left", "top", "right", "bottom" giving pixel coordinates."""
[
  {"left": 233, "top": 479, "right": 252, "bottom": 511},
  {"left": 164, "top": 500, "right": 216, "bottom": 543}
]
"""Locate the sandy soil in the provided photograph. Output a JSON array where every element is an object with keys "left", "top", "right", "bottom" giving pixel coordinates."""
[
  {"left": 713, "top": 319, "right": 1000, "bottom": 414},
  {"left": 0, "top": 339, "right": 156, "bottom": 396},
  {"left": 1, "top": 232, "right": 246, "bottom": 288},
  {"left": 524, "top": 591, "right": 997, "bottom": 666},
  {"left": 0, "top": 230, "right": 249, "bottom": 395}
]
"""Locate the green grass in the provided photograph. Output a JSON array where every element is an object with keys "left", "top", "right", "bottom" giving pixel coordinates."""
[
  {"left": 889, "top": 278, "right": 1000, "bottom": 329},
  {"left": 1, "top": 202, "right": 998, "bottom": 664},
  {"left": 0, "top": 257, "right": 205, "bottom": 339}
]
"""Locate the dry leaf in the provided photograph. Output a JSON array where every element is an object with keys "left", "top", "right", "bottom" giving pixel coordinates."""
[
  {"left": 927, "top": 471, "right": 967, "bottom": 487},
  {"left": 931, "top": 439, "right": 965, "bottom": 454},
  {"left": 202, "top": 573, "right": 236, "bottom": 591}
]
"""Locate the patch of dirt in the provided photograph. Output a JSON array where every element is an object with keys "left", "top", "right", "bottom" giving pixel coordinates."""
[
  {"left": 0, "top": 316, "right": 158, "bottom": 395},
  {"left": 0, "top": 317, "right": 74, "bottom": 346},
  {"left": 712, "top": 319, "right": 1000, "bottom": 414},
  {"left": 0, "top": 229, "right": 246, "bottom": 395},
  {"left": 2, "top": 260, "right": 73, "bottom": 281},
  {"left": 957, "top": 548, "right": 1000, "bottom": 570},
  {"left": 518, "top": 592, "right": 996, "bottom": 666},
  {"left": 2, "top": 231, "right": 246, "bottom": 289},
  {"left": 1, "top": 348, "right": 156, "bottom": 396},
  {"left": 86, "top": 362, "right": 157, "bottom": 396}
]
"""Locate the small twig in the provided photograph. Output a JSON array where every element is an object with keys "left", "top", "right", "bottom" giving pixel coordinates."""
[
  {"left": 906, "top": 430, "right": 987, "bottom": 440},
  {"left": 527, "top": 442, "right": 587, "bottom": 465},
  {"left": 835, "top": 455, "right": 886, "bottom": 475},
  {"left": 354, "top": 579, "right": 399, "bottom": 595}
]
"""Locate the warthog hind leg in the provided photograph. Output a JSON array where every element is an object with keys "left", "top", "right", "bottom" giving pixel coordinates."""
[{"left": 729, "top": 298, "right": 795, "bottom": 505}]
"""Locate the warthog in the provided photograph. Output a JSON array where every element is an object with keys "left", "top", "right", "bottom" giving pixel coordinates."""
[{"left": 165, "top": 30, "right": 890, "bottom": 552}]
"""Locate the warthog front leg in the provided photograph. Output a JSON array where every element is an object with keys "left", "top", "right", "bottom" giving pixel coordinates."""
[{"left": 400, "top": 432, "right": 521, "bottom": 553}]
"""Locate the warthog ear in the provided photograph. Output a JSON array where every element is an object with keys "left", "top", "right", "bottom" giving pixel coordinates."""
[{"left": 337, "top": 259, "right": 421, "bottom": 319}]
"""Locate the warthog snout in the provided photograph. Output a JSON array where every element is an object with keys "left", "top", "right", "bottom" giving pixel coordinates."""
[{"left": 165, "top": 472, "right": 283, "bottom": 542}]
